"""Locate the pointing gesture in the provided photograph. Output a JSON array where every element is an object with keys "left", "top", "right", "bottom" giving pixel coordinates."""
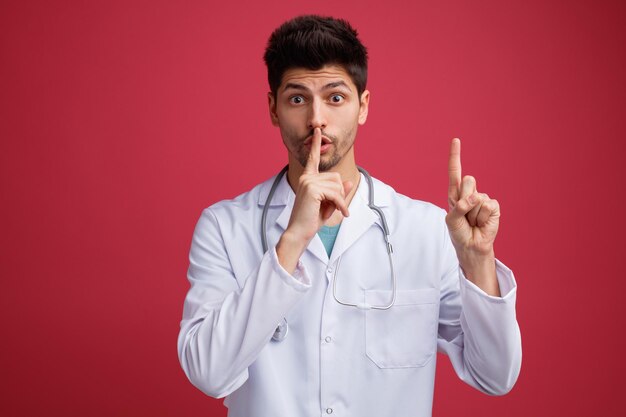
[
  {"left": 447, "top": 138, "right": 463, "bottom": 208},
  {"left": 445, "top": 138, "right": 501, "bottom": 296}
]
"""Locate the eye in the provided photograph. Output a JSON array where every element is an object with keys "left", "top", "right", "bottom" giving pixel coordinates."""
[
  {"left": 330, "top": 94, "right": 344, "bottom": 103},
  {"left": 289, "top": 95, "right": 305, "bottom": 105}
]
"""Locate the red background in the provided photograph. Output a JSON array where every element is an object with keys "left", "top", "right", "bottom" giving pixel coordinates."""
[{"left": 2, "top": 0, "right": 625, "bottom": 415}]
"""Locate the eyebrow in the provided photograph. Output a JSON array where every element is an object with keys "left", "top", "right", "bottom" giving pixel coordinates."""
[{"left": 282, "top": 81, "right": 352, "bottom": 93}]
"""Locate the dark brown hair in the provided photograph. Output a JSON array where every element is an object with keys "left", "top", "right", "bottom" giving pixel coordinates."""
[{"left": 264, "top": 15, "right": 368, "bottom": 97}]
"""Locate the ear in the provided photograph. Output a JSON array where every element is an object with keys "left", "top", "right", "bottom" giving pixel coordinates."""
[
  {"left": 358, "top": 90, "right": 370, "bottom": 125},
  {"left": 268, "top": 92, "right": 279, "bottom": 126}
]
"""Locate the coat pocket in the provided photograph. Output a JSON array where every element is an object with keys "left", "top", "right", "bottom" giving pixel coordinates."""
[{"left": 365, "top": 288, "right": 439, "bottom": 369}]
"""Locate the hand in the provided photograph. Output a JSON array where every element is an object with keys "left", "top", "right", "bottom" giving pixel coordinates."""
[
  {"left": 276, "top": 128, "right": 353, "bottom": 272},
  {"left": 446, "top": 138, "right": 501, "bottom": 295}
]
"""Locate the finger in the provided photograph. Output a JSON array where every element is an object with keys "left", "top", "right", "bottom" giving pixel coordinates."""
[
  {"left": 322, "top": 189, "right": 350, "bottom": 217},
  {"left": 318, "top": 172, "right": 346, "bottom": 198},
  {"left": 310, "top": 181, "right": 350, "bottom": 217},
  {"left": 476, "top": 198, "right": 500, "bottom": 227},
  {"left": 304, "top": 127, "right": 322, "bottom": 174},
  {"left": 446, "top": 192, "right": 481, "bottom": 230},
  {"left": 448, "top": 138, "right": 462, "bottom": 205},
  {"left": 314, "top": 177, "right": 346, "bottom": 201},
  {"left": 459, "top": 175, "right": 476, "bottom": 201},
  {"left": 467, "top": 193, "right": 488, "bottom": 227},
  {"left": 321, "top": 201, "right": 336, "bottom": 221}
]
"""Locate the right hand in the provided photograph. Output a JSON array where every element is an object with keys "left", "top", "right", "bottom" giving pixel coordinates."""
[{"left": 277, "top": 128, "right": 352, "bottom": 272}]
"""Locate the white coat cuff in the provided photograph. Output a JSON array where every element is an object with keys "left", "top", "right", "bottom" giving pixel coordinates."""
[
  {"left": 270, "top": 246, "right": 311, "bottom": 290},
  {"left": 460, "top": 258, "right": 517, "bottom": 301}
]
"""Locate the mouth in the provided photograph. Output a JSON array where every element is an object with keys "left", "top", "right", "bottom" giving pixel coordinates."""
[
  {"left": 303, "top": 135, "right": 333, "bottom": 146},
  {"left": 303, "top": 136, "right": 333, "bottom": 154}
]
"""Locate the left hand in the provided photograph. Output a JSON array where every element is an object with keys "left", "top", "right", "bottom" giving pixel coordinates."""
[{"left": 446, "top": 138, "right": 501, "bottom": 295}]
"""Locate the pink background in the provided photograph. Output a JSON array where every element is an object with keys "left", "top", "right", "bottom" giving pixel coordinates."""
[{"left": 2, "top": 0, "right": 625, "bottom": 415}]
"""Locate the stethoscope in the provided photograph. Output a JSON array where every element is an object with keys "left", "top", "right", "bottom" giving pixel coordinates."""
[{"left": 262, "top": 165, "right": 397, "bottom": 342}]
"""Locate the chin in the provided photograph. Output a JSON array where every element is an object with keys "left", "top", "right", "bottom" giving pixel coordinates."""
[{"left": 318, "top": 158, "right": 341, "bottom": 172}]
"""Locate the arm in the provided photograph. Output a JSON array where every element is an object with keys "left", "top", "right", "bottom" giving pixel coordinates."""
[
  {"left": 178, "top": 128, "right": 353, "bottom": 398},
  {"left": 177, "top": 208, "right": 310, "bottom": 398},
  {"left": 437, "top": 224, "right": 522, "bottom": 395},
  {"left": 446, "top": 138, "right": 503, "bottom": 296},
  {"left": 439, "top": 138, "right": 522, "bottom": 393}
]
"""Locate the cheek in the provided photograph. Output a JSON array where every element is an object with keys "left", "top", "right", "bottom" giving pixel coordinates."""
[
  {"left": 279, "top": 123, "right": 297, "bottom": 140},
  {"left": 338, "top": 104, "right": 361, "bottom": 123},
  {"left": 337, "top": 107, "right": 360, "bottom": 134},
  {"left": 277, "top": 109, "right": 303, "bottom": 133},
  {"left": 278, "top": 124, "right": 303, "bottom": 151}
]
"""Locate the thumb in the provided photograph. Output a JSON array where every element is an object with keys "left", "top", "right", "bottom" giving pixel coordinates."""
[
  {"left": 446, "top": 193, "right": 479, "bottom": 229},
  {"left": 343, "top": 180, "right": 353, "bottom": 198}
]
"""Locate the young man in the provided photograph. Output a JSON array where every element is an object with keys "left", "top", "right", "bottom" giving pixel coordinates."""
[{"left": 178, "top": 15, "right": 521, "bottom": 417}]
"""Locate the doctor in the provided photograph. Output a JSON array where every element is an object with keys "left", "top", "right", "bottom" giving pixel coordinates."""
[{"left": 178, "top": 15, "right": 521, "bottom": 417}]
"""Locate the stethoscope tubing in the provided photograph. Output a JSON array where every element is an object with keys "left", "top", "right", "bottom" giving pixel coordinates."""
[{"left": 261, "top": 166, "right": 397, "bottom": 341}]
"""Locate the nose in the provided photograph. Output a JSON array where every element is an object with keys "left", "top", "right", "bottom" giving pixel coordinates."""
[{"left": 307, "top": 98, "right": 327, "bottom": 131}]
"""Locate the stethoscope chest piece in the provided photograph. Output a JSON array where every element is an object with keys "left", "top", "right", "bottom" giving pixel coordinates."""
[{"left": 272, "top": 318, "right": 288, "bottom": 342}]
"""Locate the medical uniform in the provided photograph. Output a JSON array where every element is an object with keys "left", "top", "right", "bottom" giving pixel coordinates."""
[{"left": 178, "top": 172, "right": 522, "bottom": 417}]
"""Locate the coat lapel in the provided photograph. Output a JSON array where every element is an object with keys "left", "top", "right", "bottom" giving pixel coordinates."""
[{"left": 329, "top": 173, "right": 379, "bottom": 266}]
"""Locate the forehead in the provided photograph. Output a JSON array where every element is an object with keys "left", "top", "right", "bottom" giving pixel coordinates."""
[{"left": 279, "top": 65, "right": 356, "bottom": 93}]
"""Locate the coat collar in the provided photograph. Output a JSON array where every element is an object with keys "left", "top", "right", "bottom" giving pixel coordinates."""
[{"left": 258, "top": 168, "right": 393, "bottom": 265}]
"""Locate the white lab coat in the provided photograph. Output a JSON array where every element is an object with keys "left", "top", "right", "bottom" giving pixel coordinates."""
[{"left": 178, "top": 171, "right": 522, "bottom": 417}]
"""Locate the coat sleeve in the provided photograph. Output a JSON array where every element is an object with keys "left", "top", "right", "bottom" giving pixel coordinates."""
[
  {"left": 436, "top": 218, "right": 522, "bottom": 395},
  {"left": 177, "top": 208, "right": 310, "bottom": 398}
]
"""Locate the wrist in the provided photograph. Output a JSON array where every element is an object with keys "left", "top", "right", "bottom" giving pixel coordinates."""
[
  {"left": 276, "top": 230, "right": 310, "bottom": 274},
  {"left": 458, "top": 247, "right": 495, "bottom": 268},
  {"left": 458, "top": 250, "right": 500, "bottom": 297}
]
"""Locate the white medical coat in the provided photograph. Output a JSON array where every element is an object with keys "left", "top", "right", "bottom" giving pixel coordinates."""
[{"left": 178, "top": 172, "right": 522, "bottom": 417}]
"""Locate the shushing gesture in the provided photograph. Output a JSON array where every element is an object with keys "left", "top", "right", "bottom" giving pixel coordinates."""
[
  {"left": 288, "top": 127, "right": 353, "bottom": 241},
  {"left": 446, "top": 138, "right": 501, "bottom": 296},
  {"left": 277, "top": 127, "right": 353, "bottom": 274}
]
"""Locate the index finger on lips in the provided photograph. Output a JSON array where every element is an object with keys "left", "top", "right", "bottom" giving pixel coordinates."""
[
  {"left": 448, "top": 138, "right": 462, "bottom": 202},
  {"left": 304, "top": 127, "right": 322, "bottom": 174}
]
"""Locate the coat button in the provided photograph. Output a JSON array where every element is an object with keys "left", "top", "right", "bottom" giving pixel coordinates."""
[
  {"left": 326, "top": 408, "right": 333, "bottom": 414},
  {"left": 325, "top": 336, "right": 332, "bottom": 343}
]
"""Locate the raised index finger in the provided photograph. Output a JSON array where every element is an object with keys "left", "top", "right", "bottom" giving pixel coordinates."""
[
  {"left": 448, "top": 138, "right": 462, "bottom": 202},
  {"left": 304, "top": 127, "right": 322, "bottom": 174}
]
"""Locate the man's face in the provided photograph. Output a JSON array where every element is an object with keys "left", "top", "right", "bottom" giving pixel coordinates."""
[{"left": 268, "top": 65, "right": 370, "bottom": 171}]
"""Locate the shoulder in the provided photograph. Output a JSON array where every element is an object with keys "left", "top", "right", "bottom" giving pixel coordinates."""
[
  {"left": 199, "top": 174, "right": 278, "bottom": 225},
  {"left": 368, "top": 174, "right": 447, "bottom": 241},
  {"left": 370, "top": 175, "right": 449, "bottom": 252},
  {"left": 372, "top": 175, "right": 446, "bottom": 221}
]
